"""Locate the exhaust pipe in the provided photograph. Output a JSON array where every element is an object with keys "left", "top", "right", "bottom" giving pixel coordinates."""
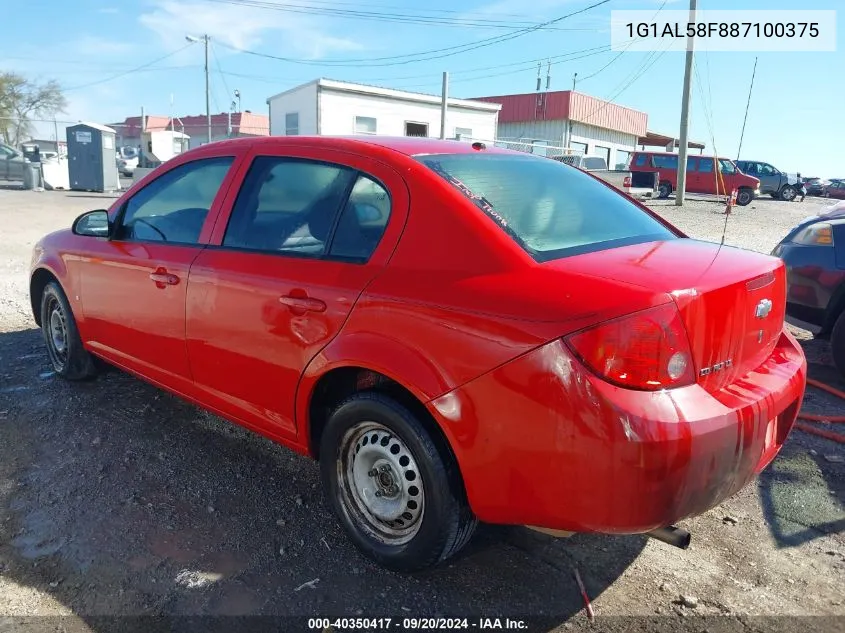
[{"left": 646, "top": 526, "right": 691, "bottom": 549}]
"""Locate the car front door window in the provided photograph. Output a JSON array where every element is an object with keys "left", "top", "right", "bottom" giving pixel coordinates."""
[
  {"left": 116, "top": 157, "right": 234, "bottom": 244},
  {"left": 222, "top": 157, "right": 356, "bottom": 255}
]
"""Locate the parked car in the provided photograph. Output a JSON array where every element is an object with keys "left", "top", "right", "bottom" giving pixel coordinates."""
[
  {"left": 734, "top": 160, "right": 801, "bottom": 201},
  {"left": 0, "top": 142, "right": 28, "bottom": 181},
  {"left": 553, "top": 154, "right": 658, "bottom": 199},
  {"left": 117, "top": 155, "right": 139, "bottom": 177},
  {"left": 30, "top": 136, "right": 807, "bottom": 571},
  {"left": 772, "top": 202, "right": 845, "bottom": 374},
  {"left": 803, "top": 177, "right": 830, "bottom": 196},
  {"left": 629, "top": 151, "right": 760, "bottom": 205},
  {"left": 824, "top": 180, "right": 845, "bottom": 199}
]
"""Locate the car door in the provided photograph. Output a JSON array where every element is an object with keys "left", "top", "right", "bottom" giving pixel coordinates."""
[
  {"left": 757, "top": 163, "right": 781, "bottom": 195},
  {"left": 0, "top": 145, "right": 12, "bottom": 179},
  {"left": 684, "top": 156, "right": 701, "bottom": 192},
  {"left": 185, "top": 147, "right": 408, "bottom": 441},
  {"left": 77, "top": 153, "right": 242, "bottom": 392},
  {"left": 695, "top": 157, "right": 718, "bottom": 194}
]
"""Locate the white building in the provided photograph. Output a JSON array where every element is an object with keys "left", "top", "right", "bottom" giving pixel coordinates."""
[{"left": 266, "top": 78, "right": 501, "bottom": 140}]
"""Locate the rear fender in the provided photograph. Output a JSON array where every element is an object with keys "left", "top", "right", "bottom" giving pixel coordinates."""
[{"left": 295, "top": 332, "right": 455, "bottom": 443}]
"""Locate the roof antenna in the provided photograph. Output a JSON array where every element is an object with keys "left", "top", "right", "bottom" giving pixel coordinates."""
[
  {"left": 536, "top": 62, "right": 541, "bottom": 92},
  {"left": 545, "top": 59, "right": 551, "bottom": 91}
]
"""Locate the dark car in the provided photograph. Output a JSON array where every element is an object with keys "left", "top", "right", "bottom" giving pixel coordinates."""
[
  {"left": 773, "top": 209, "right": 845, "bottom": 374},
  {"left": 803, "top": 178, "right": 829, "bottom": 196}
]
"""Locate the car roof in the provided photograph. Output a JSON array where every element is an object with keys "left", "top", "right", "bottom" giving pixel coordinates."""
[
  {"left": 636, "top": 151, "right": 733, "bottom": 161},
  {"left": 204, "top": 135, "right": 513, "bottom": 157}
]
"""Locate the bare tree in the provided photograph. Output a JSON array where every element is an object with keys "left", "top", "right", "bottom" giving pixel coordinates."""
[{"left": 0, "top": 72, "right": 67, "bottom": 146}]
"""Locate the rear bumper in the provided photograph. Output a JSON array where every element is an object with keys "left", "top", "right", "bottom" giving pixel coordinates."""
[{"left": 429, "top": 328, "right": 807, "bottom": 533}]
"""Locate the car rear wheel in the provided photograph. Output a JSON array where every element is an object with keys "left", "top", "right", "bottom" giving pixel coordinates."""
[
  {"left": 40, "top": 281, "right": 97, "bottom": 380},
  {"left": 780, "top": 185, "right": 797, "bottom": 201},
  {"left": 736, "top": 188, "right": 754, "bottom": 206},
  {"left": 658, "top": 182, "right": 672, "bottom": 199},
  {"left": 320, "top": 392, "right": 476, "bottom": 572}
]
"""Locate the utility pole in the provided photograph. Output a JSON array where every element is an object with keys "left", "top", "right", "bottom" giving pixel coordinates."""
[
  {"left": 675, "top": 0, "right": 697, "bottom": 206},
  {"left": 440, "top": 71, "right": 449, "bottom": 139},
  {"left": 566, "top": 73, "right": 577, "bottom": 149},
  {"left": 186, "top": 34, "right": 212, "bottom": 144},
  {"left": 736, "top": 57, "right": 758, "bottom": 161}
]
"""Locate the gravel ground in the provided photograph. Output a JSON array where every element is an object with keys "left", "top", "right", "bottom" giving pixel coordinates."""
[{"left": 0, "top": 186, "right": 842, "bottom": 633}]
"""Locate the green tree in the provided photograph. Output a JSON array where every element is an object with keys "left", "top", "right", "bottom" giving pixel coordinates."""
[{"left": 0, "top": 72, "right": 67, "bottom": 146}]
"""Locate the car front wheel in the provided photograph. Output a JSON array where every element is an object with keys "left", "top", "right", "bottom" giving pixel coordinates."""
[
  {"left": 320, "top": 392, "right": 477, "bottom": 572},
  {"left": 40, "top": 281, "right": 97, "bottom": 380},
  {"left": 780, "top": 185, "right": 797, "bottom": 201},
  {"left": 736, "top": 188, "right": 754, "bottom": 206}
]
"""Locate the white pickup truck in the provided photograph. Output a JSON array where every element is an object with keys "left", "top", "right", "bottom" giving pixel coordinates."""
[{"left": 553, "top": 154, "right": 658, "bottom": 199}]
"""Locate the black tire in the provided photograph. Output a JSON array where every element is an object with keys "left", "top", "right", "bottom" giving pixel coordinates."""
[
  {"left": 657, "top": 181, "right": 672, "bottom": 199},
  {"left": 40, "top": 281, "right": 97, "bottom": 380},
  {"left": 319, "top": 392, "right": 476, "bottom": 572},
  {"left": 736, "top": 187, "right": 754, "bottom": 206},
  {"left": 780, "top": 185, "right": 796, "bottom": 202},
  {"left": 830, "top": 311, "right": 845, "bottom": 379}
]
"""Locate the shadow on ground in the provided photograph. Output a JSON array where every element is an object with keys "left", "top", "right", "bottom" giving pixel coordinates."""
[
  {"left": 0, "top": 328, "right": 646, "bottom": 628},
  {"left": 757, "top": 335, "right": 845, "bottom": 548}
]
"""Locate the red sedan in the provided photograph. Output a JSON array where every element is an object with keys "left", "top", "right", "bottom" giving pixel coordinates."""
[{"left": 30, "top": 136, "right": 807, "bottom": 571}]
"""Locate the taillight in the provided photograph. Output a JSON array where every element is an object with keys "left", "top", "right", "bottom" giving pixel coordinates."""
[
  {"left": 623, "top": 176, "right": 632, "bottom": 188},
  {"left": 564, "top": 303, "right": 695, "bottom": 391}
]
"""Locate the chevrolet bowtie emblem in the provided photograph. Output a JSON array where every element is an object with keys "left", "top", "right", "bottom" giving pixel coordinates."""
[{"left": 755, "top": 299, "right": 773, "bottom": 319}]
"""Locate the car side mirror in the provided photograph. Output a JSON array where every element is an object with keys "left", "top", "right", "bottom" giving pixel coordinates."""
[{"left": 72, "top": 210, "right": 111, "bottom": 238}]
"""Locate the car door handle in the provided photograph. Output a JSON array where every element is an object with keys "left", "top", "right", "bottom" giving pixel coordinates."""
[
  {"left": 279, "top": 295, "right": 327, "bottom": 313},
  {"left": 149, "top": 269, "right": 179, "bottom": 286}
]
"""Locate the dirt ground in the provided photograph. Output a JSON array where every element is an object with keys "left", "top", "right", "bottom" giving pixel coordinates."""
[{"left": 0, "top": 185, "right": 842, "bottom": 633}]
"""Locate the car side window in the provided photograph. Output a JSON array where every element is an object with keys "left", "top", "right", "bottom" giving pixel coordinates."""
[
  {"left": 698, "top": 158, "right": 714, "bottom": 172},
  {"left": 116, "top": 157, "right": 234, "bottom": 244},
  {"left": 653, "top": 155, "right": 679, "bottom": 170},
  {"left": 329, "top": 174, "right": 391, "bottom": 261},
  {"left": 634, "top": 154, "right": 648, "bottom": 167},
  {"left": 760, "top": 164, "right": 777, "bottom": 175},
  {"left": 222, "top": 157, "right": 356, "bottom": 256},
  {"left": 686, "top": 157, "right": 697, "bottom": 172}
]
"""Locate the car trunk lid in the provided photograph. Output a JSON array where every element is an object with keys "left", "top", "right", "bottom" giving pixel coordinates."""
[{"left": 546, "top": 239, "right": 786, "bottom": 392}]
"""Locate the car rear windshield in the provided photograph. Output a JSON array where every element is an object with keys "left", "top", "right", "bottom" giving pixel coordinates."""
[{"left": 416, "top": 153, "right": 677, "bottom": 262}]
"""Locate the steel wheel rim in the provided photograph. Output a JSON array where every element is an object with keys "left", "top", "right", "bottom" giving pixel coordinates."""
[
  {"left": 782, "top": 187, "right": 795, "bottom": 200},
  {"left": 337, "top": 421, "right": 425, "bottom": 545},
  {"left": 46, "top": 297, "right": 68, "bottom": 369},
  {"left": 739, "top": 191, "right": 751, "bottom": 204}
]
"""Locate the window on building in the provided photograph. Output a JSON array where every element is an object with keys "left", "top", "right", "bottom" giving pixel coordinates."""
[
  {"left": 593, "top": 145, "right": 611, "bottom": 166},
  {"left": 615, "top": 150, "right": 631, "bottom": 169},
  {"left": 455, "top": 127, "right": 473, "bottom": 139},
  {"left": 285, "top": 112, "right": 299, "bottom": 136},
  {"left": 116, "top": 157, "right": 234, "bottom": 244},
  {"left": 652, "top": 154, "right": 679, "bottom": 169},
  {"left": 354, "top": 116, "right": 377, "bottom": 135},
  {"left": 570, "top": 141, "right": 587, "bottom": 154},
  {"left": 404, "top": 122, "right": 428, "bottom": 137},
  {"left": 223, "top": 157, "right": 355, "bottom": 256}
]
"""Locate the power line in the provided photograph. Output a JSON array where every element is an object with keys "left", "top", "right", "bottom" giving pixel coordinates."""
[
  {"left": 213, "top": 0, "right": 611, "bottom": 67},
  {"left": 199, "top": 0, "right": 596, "bottom": 30},
  {"left": 577, "top": 0, "right": 671, "bottom": 83},
  {"left": 210, "top": 42, "right": 233, "bottom": 106},
  {"left": 62, "top": 43, "right": 196, "bottom": 91}
]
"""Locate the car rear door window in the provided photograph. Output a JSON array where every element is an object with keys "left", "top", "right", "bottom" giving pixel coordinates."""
[
  {"left": 329, "top": 174, "right": 391, "bottom": 261},
  {"left": 699, "top": 158, "right": 714, "bottom": 172},
  {"left": 418, "top": 153, "right": 677, "bottom": 262},
  {"left": 222, "top": 157, "right": 357, "bottom": 256},
  {"left": 116, "top": 156, "right": 234, "bottom": 244}
]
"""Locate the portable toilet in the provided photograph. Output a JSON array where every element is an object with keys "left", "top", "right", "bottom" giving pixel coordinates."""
[{"left": 66, "top": 122, "right": 119, "bottom": 192}]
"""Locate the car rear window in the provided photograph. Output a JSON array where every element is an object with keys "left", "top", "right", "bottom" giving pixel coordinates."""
[{"left": 416, "top": 153, "right": 677, "bottom": 262}]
